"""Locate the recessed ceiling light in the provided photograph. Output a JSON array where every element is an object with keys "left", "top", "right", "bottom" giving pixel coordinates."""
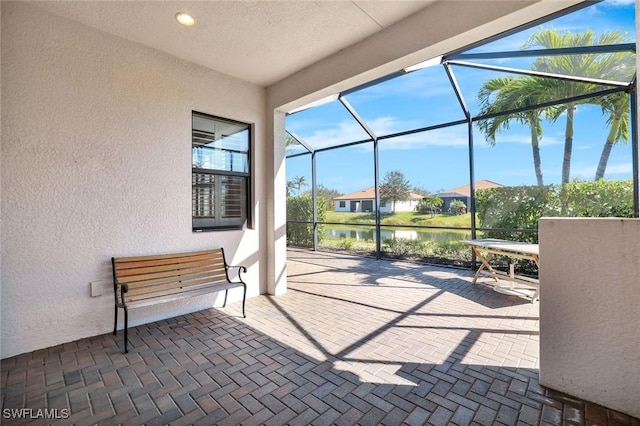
[{"left": 175, "top": 12, "right": 195, "bottom": 27}]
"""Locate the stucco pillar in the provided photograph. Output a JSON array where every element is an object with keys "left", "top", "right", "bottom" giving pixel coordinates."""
[
  {"left": 539, "top": 218, "right": 640, "bottom": 418},
  {"left": 636, "top": 0, "right": 640, "bottom": 215},
  {"left": 266, "top": 109, "right": 288, "bottom": 295}
]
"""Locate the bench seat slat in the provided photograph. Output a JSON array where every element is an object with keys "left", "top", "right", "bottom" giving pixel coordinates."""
[
  {"left": 114, "top": 249, "right": 223, "bottom": 264},
  {"left": 115, "top": 254, "right": 224, "bottom": 272},
  {"left": 115, "top": 255, "right": 225, "bottom": 272},
  {"left": 117, "top": 264, "right": 227, "bottom": 284},
  {"left": 115, "top": 257, "right": 225, "bottom": 277},
  {"left": 124, "top": 275, "right": 230, "bottom": 297},
  {"left": 119, "top": 271, "right": 228, "bottom": 293},
  {"left": 125, "top": 282, "right": 244, "bottom": 308}
]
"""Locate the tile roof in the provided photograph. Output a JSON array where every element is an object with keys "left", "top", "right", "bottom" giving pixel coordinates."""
[
  {"left": 334, "top": 187, "right": 423, "bottom": 201},
  {"left": 438, "top": 180, "right": 504, "bottom": 197}
]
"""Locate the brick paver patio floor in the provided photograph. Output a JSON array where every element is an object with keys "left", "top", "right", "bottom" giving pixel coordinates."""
[{"left": 1, "top": 249, "right": 638, "bottom": 425}]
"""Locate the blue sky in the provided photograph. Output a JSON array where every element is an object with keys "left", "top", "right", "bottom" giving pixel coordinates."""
[{"left": 286, "top": 0, "right": 636, "bottom": 195}]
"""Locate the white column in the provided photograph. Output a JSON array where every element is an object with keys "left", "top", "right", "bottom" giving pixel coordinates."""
[{"left": 266, "top": 109, "right": 288, "bottom": 295}]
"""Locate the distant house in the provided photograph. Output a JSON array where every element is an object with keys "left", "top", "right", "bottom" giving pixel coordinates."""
[
  {"left": 334, "top": 187, "right": 423, "bottom": 213},
  {"left": 436, "top": 180, "right": 504, "bottom": 212}
]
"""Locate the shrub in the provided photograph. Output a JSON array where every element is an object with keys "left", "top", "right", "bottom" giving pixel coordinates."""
[
  {"left": 286, "top": 196, "right": 326, "bottom": 246},
  {"left": 339, "top": 238, "right": 356, "bottom": 251},
  {"left": 475, "top": 185, "right": 557, "bottom": 243},
  {"left": 432, "top": 241, "right": 472, "bottom": 261},
  {"left": 416, "top": 196, "right": 443, "bottom": 216},
  {"left": 382, "top": 238, "right": 415, "bottom": 257},
  {"left": 448, "top": 199, "right": 467, "bottom": 215},
  {"left": 559, "top": 179, "right": 634, "bottom": 217}
]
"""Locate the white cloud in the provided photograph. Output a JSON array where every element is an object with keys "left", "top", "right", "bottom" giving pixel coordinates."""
[
  {"left": 538, "top": 135, "right": 565, "bottom": 147},
  {"left": 604, "top": 0, "right": 635, "bottom": 6},
  {"left": 475, "top": 128, "right": 564, "bottom": 147},
  {"left": 490, "top": 133, "right": 564, "bottom": 147},
  {"left": 605, "top": 163, "right": 634, "bottom": 174},
  {"left": 576, "top": 144, "right": 594, "bottom": 151},
  {"left": 346, "top": 70, "right": 454, "bottom": 101},
  {"left": 469, "top": 36, "right": 529, "bottom": 55},
  {"left": 297, "top": 116, "right": 471, "bottom": 151},
  {"left": 571, "top": 162, "right": 633, "bottom": 179},
  {"left": 297, "top": 119, "right": 372, "bottom": 150},
  {"left": 378, "top": 129, "right": 469, "bottom": 150},
  {"left": 368, "top": 116, "right": 422, "bottom": 136},
  {"left": 294, "top": 112, "right": 575, "bottom": 153},
  {"left": 570, "top": 164, "right": 597, "bottom": 179}
]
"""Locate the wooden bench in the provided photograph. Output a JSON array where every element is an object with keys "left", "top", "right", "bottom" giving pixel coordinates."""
[{"left": 112, "top": 248, "right": 247, "bottom": 353}]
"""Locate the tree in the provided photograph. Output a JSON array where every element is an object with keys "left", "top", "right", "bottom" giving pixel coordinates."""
[
  {"left": 379, "top": 170, "right": 411, "bottom": 214},
  {"left": 291, "top": 175, "right": 307, "bottom": 196},
  {"left": 524, "top": 29, "right": 630, "bottom": 184},
  {"left": 595, "top": 92, "right": 630, "bottom": 180},
  {"left": 302, "top": 184, "right": 342, "bottom": 209},
  {"left": 591, "top": 38, "right": 634, "bottom": 180},
  {"left": 477, "top": 76, "right": 546, "bottom": 186},
  {"left": 285, "top": 132, "right": 298, "bottom": 147},
  {"left": 412, "top": 185, "right": 431, "bottom": 197},
  {"left": 286, "top": 181, "right": 296, "bottom": 197}
]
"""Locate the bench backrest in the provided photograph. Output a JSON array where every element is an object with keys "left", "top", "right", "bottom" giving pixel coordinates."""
[{"left": 112, "top": 248, "right": 230, "bottom": 300}]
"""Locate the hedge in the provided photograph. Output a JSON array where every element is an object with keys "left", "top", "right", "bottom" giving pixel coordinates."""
[
  {"left": 476, "top": 179, "right": 634, "bottom": 243},
  {"left": 286, "top": 196, "right": 327, "bottom": 247}
]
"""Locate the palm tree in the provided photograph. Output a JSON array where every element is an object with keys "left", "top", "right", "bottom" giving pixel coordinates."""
[
  {"left": 589, "top": 37, "right": 634, "bottom": 180},
  {"left": 524, "top": 29, "right": 631, "bottom": 184},
  {"left": 286, "top": 181, "right": 296, "bottom": 197},
  {"left": 594, "top": 92, "right": 630, "bottom": 180},
  {"left": 292, "top": 175, "right": 307, "bottom": 195},
  {"left": 477, "top": 76, "right": 546, "bottom": 186},
  {"left": 285, "top": 133, "right": 297, "bottom": 147}
]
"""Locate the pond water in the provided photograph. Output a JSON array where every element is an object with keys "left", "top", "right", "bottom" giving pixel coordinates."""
[{"left": 324, "top": 226, "right": 470, "bottom": 243}]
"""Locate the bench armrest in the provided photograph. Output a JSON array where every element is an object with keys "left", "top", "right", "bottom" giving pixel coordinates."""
[
  {"left": 120, "top": 283, "right": 129, "bottom": 306},
  {"left": 226, "top": 264, "right": 247, "bottom": 283}
]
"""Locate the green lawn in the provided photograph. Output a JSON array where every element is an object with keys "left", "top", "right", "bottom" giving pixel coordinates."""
[{"left": 324, "top": 211, "right": 473, "bottom": 227}]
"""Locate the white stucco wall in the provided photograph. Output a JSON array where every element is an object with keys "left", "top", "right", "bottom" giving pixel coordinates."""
[
  {"left": 333, "top": 199, "right": 418, "bottom": 213},
  {"left": 334, "top": 201, "right": 351, "bottom": 213},
  {"left": 539, "top": 218, "right": 640, "bottom": 418},
  {"left": 383, "top": 200, "right": 419, "bottom": 213},
  {"left": 1, "top": 2, "right": 267, "bottom": 359}
]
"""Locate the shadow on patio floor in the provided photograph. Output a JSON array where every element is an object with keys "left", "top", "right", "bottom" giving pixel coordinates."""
[{"left": 1, "top": 249, "right": 637, "bottom": 425}]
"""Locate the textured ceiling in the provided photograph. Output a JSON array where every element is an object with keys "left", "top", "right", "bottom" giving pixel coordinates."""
[{"left": 31, "top": 1, "right": 435, "bottom": 87}]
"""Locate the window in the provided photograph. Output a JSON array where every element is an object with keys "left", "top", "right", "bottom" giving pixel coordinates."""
[
  {"left": 380, "top": 201, "right": 386, "bottom": 208},
  {"left": 192, "top": 112, "right": 251, "bottom": 231},
  {"left": 339, "top": 201, "right": 346, "bottom": 208}
]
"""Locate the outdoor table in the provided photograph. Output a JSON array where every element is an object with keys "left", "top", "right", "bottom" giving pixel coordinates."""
[{"left": 462, "top": 238, "right": 540, "bottom": 302}]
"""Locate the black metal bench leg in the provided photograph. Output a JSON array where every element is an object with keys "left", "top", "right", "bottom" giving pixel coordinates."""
[
  {"left": 113, "top": 305, "right": 118, "bottom": 335},
  {"left": 242, "top": 295, "right": 246, "bottom": 318},
  {"left": 223, "top": 289, "right": 229, "bottom": 307},
  {"left": 124, "top": 307, "right": 129, "bottom": 354},
  {"left": 242, "top": 285, "right": 246, "bottom": 318}
]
